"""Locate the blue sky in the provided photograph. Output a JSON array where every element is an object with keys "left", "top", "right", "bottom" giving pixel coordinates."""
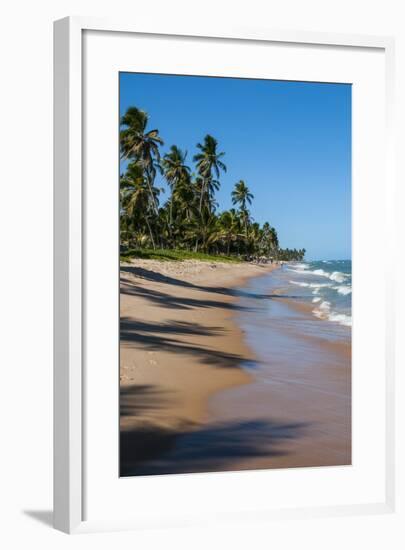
[{"left": 120, "top": 73, "right": 351, "bottom": 260}]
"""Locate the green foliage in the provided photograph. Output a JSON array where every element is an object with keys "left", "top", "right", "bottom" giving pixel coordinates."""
[
  {"left": 120, "top": 105, "right": 306, "bottom": 262},
  {"left": 120, "top": 248, "right": 241, "bottom": 263}
]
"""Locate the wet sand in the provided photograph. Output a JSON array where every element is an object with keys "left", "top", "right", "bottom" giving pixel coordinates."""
[
  {"left": 120, "top": 259, "right": 351, "bottom": 476},
  {"left": 208, "top": 270, "right": 351, "bottom": 471}
]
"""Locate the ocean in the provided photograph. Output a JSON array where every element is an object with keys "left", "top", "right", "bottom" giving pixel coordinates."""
[
  {"left": 208, "top": 261, "right": 352, "bottom": 469},
  {"left": 285, "top": 260, "right": 352, "bottom": 328},
  {"left": 234, "top": 259, "right": 352, "bottom": 380}
]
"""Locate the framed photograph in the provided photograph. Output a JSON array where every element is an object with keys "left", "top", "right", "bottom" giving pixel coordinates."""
[{"left": 54, "top": 17, "right": 396, "bottom": 533}]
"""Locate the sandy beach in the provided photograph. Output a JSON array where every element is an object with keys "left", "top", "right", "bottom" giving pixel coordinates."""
[
  {"left": 120, "top": 259, "right": 351, "bottom": 476},
  {"left": 120, "top": 259, "right": 276, "bottom": 474}
]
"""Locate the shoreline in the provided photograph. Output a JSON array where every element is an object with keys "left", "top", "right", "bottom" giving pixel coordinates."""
[
  {"left": 120, "top": 258, "right": 351, "bottom": 475},
  {"left": 207, "top": 267, "right": 351, "bottom": 471},
  {"left": 120, "top": 258, "right": 278, "bottom": 475}
]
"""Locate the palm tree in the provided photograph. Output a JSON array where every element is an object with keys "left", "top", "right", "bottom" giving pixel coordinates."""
[
  {"left": 120, "top": 162, "right": 160, "bottom": 249},
  {"left": 247, "top": 222, "right": 262, "bottom": 255},
  {"left": 118, "top": 106, "right": 307, "bottom": 261},
  {"left": 231, "top": 180, "right": 254, "bottom": 238},
  {"left": 183, "top": 210, "right": 219, "bottom": 253},
  {"left": 162, "top": 145, "right": 191, "bottom": 227},
  {"left": 120, "top": 106, "right": 163, "bottom": 215},
  {"left": 257, "top": 222, "right": 278, "bottom": 257},
  {"left": 174, "top": 176, "right": 195, "bottom": 224},
  {"left": 193, "top": 135, "right": 226, "bottom": 214},
  {"left": 269, "top": 226, "right": 279, "bottom": 251},
  {"left": 120, "top": 208, "right": 132, "bottom": 249},
  {"left": 219, "top": 209, "right": 241, "bottom": 255}
]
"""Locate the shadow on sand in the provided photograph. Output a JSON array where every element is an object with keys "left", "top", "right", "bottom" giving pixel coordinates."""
[
  {"left": 121, "top": 265, "right": 233, "bottom": 295},
  {"left": 120, "top": 386, "right": 308, "bottom": 476},
  {"left": 120, "top": 383, "right": 174, "bottom": 418},
  {"left": 119, "top": 265, "right": 307, "bottom": 476},
  {"left": 120, "top": 317, "right": 248, "bottom": 369},
  {"left": 120, "top": 415, "right": 309, "bottom": 476},
  {"left": 121, "top": 265, "right": 272, "bottom": 302}
]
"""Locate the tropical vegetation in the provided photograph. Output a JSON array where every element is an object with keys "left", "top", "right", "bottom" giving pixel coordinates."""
[{"left": 120, "top": 106, "right": 306, "bottom": 262}]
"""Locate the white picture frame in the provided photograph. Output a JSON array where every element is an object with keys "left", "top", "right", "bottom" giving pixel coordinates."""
[{"left": 54, "top": 16, "right": 396, "bottom": 534}]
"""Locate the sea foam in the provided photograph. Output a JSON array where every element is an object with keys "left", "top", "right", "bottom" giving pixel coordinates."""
[
  {"left": 312, "top": 300, "right": 352, "bottom": 327},
  {"left": 333, "top": 285, "right": 352, "bottom": 296},
  {"left": 289, "top": 280, "right": 333, "bottom": 289},
  {"left": 300, "top": 268, "right": 349, "bottom": 284},
  {"left": 286, "top": 260, "right": 351, "bottom": 329}
]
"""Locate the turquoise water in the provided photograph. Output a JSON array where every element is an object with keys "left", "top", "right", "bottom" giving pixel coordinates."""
[
  {"left": 235, "top": 260, "right": 352, "bottom": 363},
  {"left": 284, "top": 260, "right": 352, "bottom": 327}
]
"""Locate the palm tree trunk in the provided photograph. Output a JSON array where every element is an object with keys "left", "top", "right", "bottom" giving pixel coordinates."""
[
  {"left": 146, "top": 172, "right": 159, "bottom": 216},
  {"left": 169, "top": 180, "right": 175, "bottom": 227},
  {"left": 199, "top": 179, "right": 206, "bottom": 214},
  {"left": 145, "top": 216, "right": 156, "bottom": 250}
]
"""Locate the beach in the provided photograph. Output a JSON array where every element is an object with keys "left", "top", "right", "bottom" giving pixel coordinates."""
[
  {"left": 118, "top": 72, "right": 352, "bottom": 477},
  {"left": 120, "top": 259, "right": 351, "bottom": 476}
]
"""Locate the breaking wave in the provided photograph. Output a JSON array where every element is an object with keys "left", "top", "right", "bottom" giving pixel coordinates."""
[
  {"left": 287, "top": 259, "right": 351, "bottom": 328},
  {"left": 312, "top": 300, "right": 352, "bottom": 327},
  {"left": 289, "top": 267, "right": 349, "bottom": 284}
]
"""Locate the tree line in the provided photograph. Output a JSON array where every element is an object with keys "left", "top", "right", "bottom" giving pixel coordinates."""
[{"left": 120, "top": 106, "right": 306, "bottom": 261}]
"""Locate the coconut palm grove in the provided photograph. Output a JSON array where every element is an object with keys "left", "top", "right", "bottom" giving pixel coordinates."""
[{"left": 120, "top": 106, "right": 306, "bottom": 262}]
